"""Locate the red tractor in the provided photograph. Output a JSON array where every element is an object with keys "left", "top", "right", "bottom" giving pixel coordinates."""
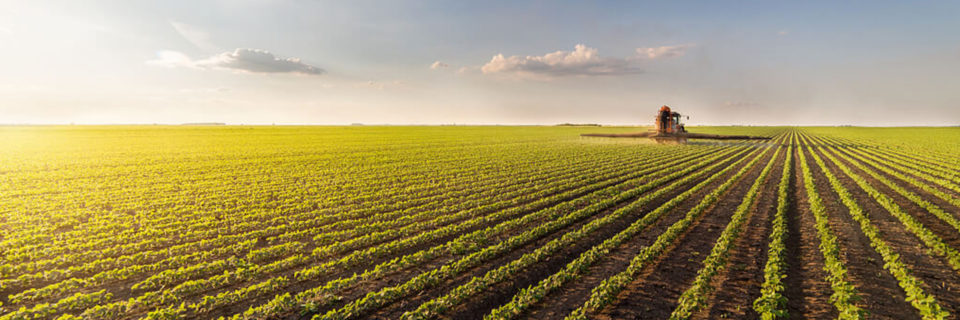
[
  {"left": 655, "top": 105, "right": 686, "bottom": 135},
  {"left": 581, "top": 105, "right": 769, "bottom": 143}
]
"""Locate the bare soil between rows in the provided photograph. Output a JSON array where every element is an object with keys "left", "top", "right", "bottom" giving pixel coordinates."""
[
  {"left": 782, "top": 146, "right": 836, "bottom": 319},
  {"left": 502, "top": 148, "right": 763, "bottom": 320},
  {"left": 698, "top": 145, "right": 787, "bottom": 319},
  {"left": 814, "top": 146, "right": 960, "bottom": 317},
  {"left": 362, "top": 151, "right": 750, "bottom": 320},
  {"left": 589, "top": 147, "right": 774, "bottom": 319},
  {"left": 804, "top": 146, "right": 916, "bottom": 319}
]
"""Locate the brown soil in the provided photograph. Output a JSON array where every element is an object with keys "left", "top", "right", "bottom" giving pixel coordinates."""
[
  {"left": 697, "top": 146, "right": 787, "bottom": 319},
  {"left": 825, "top": 147, "right": 960, "bottom": 251},
  {"left": 860, "top": 148, "right": 960, "bottom": 200},
  {"left": 814, "top": 146, "right": 960, "bottom": 317},
  {"left": 781, "top": 147, "right": 836, "bottom": 319},
  {"left": 462, "top": 147, "right": 761, "bottom": 320},
  {"left": 116, "top": 159, "right": 649, "bottom": 320},
  {"left": 839, "top": 146, "right": 960, "bottom": 219},
  {"left": 588, "top": 147, "right": 773, "bottom": 319},
  {"left": 804, "top": 146, "right": 917, "bottom": 319},
  {"left": 24, "top": 131, "right": 960, "bottom": 320},
  {"left": 357, "top": 150, "right": 754, "bottom": 319},
  {"left": 14, "top": 158, "right": 598, "bottom": 310},
  {"left": 868, "top": 147, "right": 960, "bottom": 178},
  {"left": 298, "top": 161, "right": 684, "bottom": 319},
  {"left": 197, "top": 157, "right": 662, "bottom": 320}
]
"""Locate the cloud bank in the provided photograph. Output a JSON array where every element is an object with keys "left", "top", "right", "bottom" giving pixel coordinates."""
[
  {"left": 635, "top": 44, "right": 692, "bottom": 59},
  {"left": 430, "top": 61, "right": 449, "bottom": 69},
  {"left": 480, "top": 44, "right": 691, "bottom": 79},
  {"left": 149, "top": 48, "right": 324, "bottom": 75},
  {"left": 481, "top": 44, "right": 639, "bottom": 78}
]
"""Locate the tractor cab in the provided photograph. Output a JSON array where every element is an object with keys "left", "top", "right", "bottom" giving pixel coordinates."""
[
  {"left": 581, "top": 105, "right": 770, "bottom": 141},
  {"left": 655, "top": 105, "right": 686, "bottom": 135}
]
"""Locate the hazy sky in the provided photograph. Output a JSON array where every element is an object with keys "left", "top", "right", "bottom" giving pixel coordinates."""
[{"left": 2, "top": 1, "right": 959, "bottom": 125}]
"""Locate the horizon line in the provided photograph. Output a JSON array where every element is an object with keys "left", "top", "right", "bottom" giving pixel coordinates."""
[{"left": 1, "top": 123, "right": 958, "bottom": 128}]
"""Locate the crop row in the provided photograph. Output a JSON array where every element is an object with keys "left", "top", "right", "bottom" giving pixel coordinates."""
[
  {"left": 487, "top": 135, "right": 787, "bottom": 320},
  {"left": 316, "top": 147, "right": 757, "bottom": 320},
  {"left": 2, "top": 138, "right": 614, "bottom": 266},
  {"left": 800, "top": 134, "right": 950, "bottom": 318},
  {"left": 809, "top": 138, "right": 960, "bottom": 271},
  {"left": 232, "top": 146, "right": 735, "bottom": 320},
  {"left": 815, "top": 139, "right": 960, "bottom": 236},
  {"left": 794, "top": 134, "right": 865, "bottom": 319},
  {"left": 670, "top": 139, "right": 785, "bottom": 319},
  {"left": 6, "top": 145, "right": 667, "bottom": 310},
  {"left": 805, "top": 133, "right": 960, "bottom": 194},
  {"left": 810, "top": 135, "right": 960, "bottom": 210},
  {"left": 3, "top": 144, "right": 603, "bottom": 272},
  {"left": 564, "top": 141, "right": 772, "bottom": 319},
  {"left": 83, "top": 146, "right": 741, "bottom": 319},
  {"left": 752, "top": 140, "right": 794, "bottom": 319}
]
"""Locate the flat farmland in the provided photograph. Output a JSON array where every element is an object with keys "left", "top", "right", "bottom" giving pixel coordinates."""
[{"left": 2, "top": 126, "right": 959, "bottom": 320}]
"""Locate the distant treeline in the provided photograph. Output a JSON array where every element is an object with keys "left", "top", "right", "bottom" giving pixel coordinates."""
[
  {"left": 181, "top": 122, "right": 226, "bottom": 126},
  {"left": 556, "top": 123, "right": 602, "bottom": 127}
]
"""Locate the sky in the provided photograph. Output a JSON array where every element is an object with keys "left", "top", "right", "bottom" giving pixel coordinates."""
[{"left": 1, "top": 1, "right": 959, "bottom": 126}]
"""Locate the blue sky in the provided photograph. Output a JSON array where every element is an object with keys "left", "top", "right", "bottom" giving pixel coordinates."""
[{"left": 1, "top": 1, "right": 958, "bottom": 125}]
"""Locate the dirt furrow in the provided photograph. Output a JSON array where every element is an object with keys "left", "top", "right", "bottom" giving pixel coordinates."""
[
  {"left": 305, "top": 172, "right": 662, "bottom": 318},
  {"left": 698, "top": 147, "right": 786, "bottom": 319},
  {"left": 855, "top": 148, "right": 960, "bottom": 200},
  {"left": 500, "top": 149, "right": 755, "bottom": 320},
  {"left": 589, "top": 147, "right": 772, "bottom": 319},
  {"left": 838, "top": 146, "right": 960, "bottom": 222},
  {"left": 803, "top": 146, "right": 916, "bottom": 319},
  {"left": 358, "top": 153, "right": 749, "bottom": 320},
  {"left": 824, "top": 146, "right": 960, "bottom": 252},
  {"left": 158, "top": 153, "right": 673, "bottom": 319},
  {"left": 782, "top": 146, "right": 835, "bottom": 319},
  {"left": 814, "top": 146, "right": 960, "bottom": 317},
  {"left": 374, "top": 154, "right": 747, "bottom": 319}
]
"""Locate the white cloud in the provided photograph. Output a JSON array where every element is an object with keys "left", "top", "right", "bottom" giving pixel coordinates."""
[
  {"left": 430, "top": 61, "right": 449, "bottom": 69},
  {"left": 778, "top": 30, "right": 789, "bottom": 36},
  {"left": 148, "top": 48, "right": 324, "bottom": 75},
  {"left": 635, "top": 44, "right": 692, "bottom": 59},
  {"left": 481, "top": 44, "right": 640, "bottom": 78}
]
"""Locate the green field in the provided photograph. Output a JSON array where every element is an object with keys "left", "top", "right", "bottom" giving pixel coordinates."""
[{"left": 2, "top": 126, "right": 959, "bottom": 319}]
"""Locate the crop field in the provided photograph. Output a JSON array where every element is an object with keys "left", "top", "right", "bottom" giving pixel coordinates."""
[{"left": 2, "top": 125, "right": 960, "bottom": 320}]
